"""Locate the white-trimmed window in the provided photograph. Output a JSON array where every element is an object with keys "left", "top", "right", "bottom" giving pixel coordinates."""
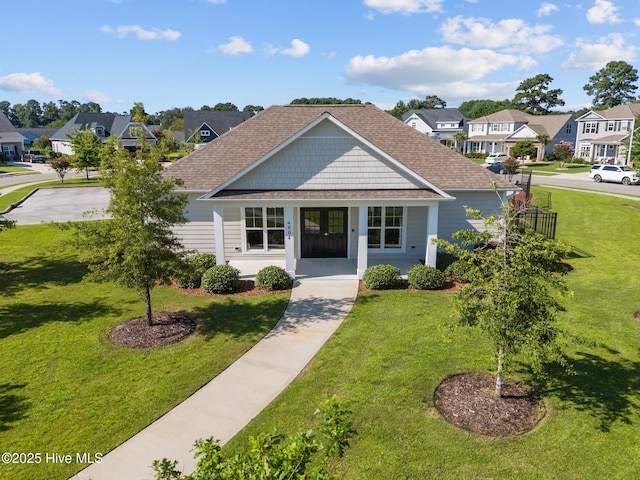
[
  {"left": 200, "top": 130, "right": 211, "bottom": 137},
  {"left": 583, "top": 122, "right": 598, "bottom": 134},
  {"left": 244, "top": 207, "right": 285, "bottom": 251},
  {"left": 565, "top": 123, "right": 572, "bottom": 134},
  {"left": 368, "top": 206, "right": 404, "bottom": 250},
  {"left": 471, "top": 123, "right": 484, "bottom": 133}
]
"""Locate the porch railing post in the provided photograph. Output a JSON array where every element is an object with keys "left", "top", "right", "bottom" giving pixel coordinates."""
[
  {"left": 284, "top": 207, "right": 295, "bottom": 278},
  {"left": 357, "top": 206, "right": 368, "bottom": 279}
]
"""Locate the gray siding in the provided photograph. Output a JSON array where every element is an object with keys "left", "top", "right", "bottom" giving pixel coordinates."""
[
  {"left": 173, "top": 194, "right": 215, "bottom": 253},
  {"left": 228, "top": 120, "right": 420, "bottom": 190},
  {"left": 405, "top": 206, "right": 429, "bottom": 254},
  {"left": 438, "top": 193, "right": 502, "bottom": 241}
]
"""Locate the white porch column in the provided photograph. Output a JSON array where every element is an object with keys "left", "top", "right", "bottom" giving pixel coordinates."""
[
  {"left": 357, "top": 206, "right": 368, "bottom": 279},
  {"left": 425, "top": 204, "right": 439, "bottom": 267},
  {"left": 284, "top": 207, "right": 295, "bottom": 278},
  {"left": 213, "top": 206, "right": 225, "bottom": 265}
]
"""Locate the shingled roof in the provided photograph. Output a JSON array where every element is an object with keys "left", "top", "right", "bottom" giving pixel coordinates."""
[{"left": 164, "top": 104, "right": 512, "bottom": 193}]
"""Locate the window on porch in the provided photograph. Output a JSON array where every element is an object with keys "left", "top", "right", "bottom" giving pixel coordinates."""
[
  {"left": 367, "top": 206, "right": 403, "bottom": 250},
  {"left": 244, "top": 207, "right": 285, "bottom": 251}
]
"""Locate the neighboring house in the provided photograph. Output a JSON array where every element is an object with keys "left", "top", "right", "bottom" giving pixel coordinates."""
[
  {"left": 466, "top": 109, "right": 576, "bottom": 159},
  {"left": 17, "top": 128, "right": 58, "bottom": 146},
  {"left": 184, "top": 110, "right": 252, "bottom": 144},
  {"left": 164, "top": 104, "right": 516, "bottom": 279},
  {"left": 51, "top": 113, "right": 156, "bottom": 155},
  {"left": 401, "top": 108, "right": 470, "bottom": 148},
  {"left": 574, "top": 103, "right": 640, "bottom": 164},
  {"left": 0, "top": 111, "right": 26, "bottom": 160}
]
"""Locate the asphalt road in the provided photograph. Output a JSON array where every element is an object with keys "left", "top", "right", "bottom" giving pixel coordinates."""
[{"left": 528, "top": 171, "right": 640, "bottom": 198}]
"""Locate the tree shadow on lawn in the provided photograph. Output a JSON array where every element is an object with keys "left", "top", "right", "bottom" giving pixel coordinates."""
[
  {"left": 0, "top": 257, "right": 88, "bottom": 297},
  {"left": 531, "top": 351, "right": 640, "bottom": 432},
  {"left": 0, "top": 383, "right": 30, "bottom": 431},
  {"left": 0, "top": 300, "right": 124, "bottom": 339},
  {"left": 193, "top": 296, "right": 290, "bottom": 341}
]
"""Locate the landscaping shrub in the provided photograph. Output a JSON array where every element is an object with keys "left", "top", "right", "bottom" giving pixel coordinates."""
[
  {"left": 436, "top": 250, "right": 458, "bottom": 272},
  {"left": 444, "top": 259, "right": 475, "bottom": 283},
  {"left": 175, "top": 253, "right": 217, "bottom": 289},
  {"left": 255, "top": 265, "right": 292, "bottom": 291},
  {"left": 407, "top": 264, "right": 446, "bottom": 290},
  {"left": 201, "top": 264, "right": 241, "bottom": 294},
  {"left": 362, "top": 264, "right": 400, "bottom": 290}
]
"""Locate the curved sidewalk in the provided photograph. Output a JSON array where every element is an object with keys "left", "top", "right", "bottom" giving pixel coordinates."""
[{"left": 73, "top": 274, "right": 359, "bottom": 480}]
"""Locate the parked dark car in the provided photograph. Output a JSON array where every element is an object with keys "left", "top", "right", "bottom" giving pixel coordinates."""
[
  {"left": 486, "top": 162, "right": 506, "bottom": 174},
  {"left": 23, "top": 150, "right": 47, "bottom": 163}
]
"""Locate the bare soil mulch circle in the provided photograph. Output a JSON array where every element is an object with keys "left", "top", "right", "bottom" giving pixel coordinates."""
[
  {"left": 433, "top": 372, "right": 546, "bottom": 436},
  {"left": 109, "top": 311, "right": 198, "bottom": 348}
]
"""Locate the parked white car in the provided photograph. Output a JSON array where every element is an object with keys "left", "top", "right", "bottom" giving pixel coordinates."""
[
  {"left": 485, "top": 152, "right": 508, "bottom": 164},
  {"left": 588, "top": 164, "right": 639, "bottom": 185}
]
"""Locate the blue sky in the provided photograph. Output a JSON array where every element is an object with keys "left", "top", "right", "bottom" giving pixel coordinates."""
[{"left": 2, "top": 0, "right": 639, "bottom": 114}]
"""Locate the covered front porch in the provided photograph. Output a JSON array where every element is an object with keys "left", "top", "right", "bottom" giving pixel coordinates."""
[{"left": 229, "top": 256, "right": 426, "bottom": 281}]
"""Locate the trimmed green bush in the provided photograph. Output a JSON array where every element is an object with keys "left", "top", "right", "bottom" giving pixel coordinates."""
[
  {"left": 362, "top": 264, "right": 400, "bottom": 290},
  {"left": 201, "top": 264, "right": 241, "bottom": 294},
  {"left": 407, "top": 264, "right": 446, "bottom": 290},
  {"left": 175, "top": 253, "right": 217, "bottom": 289},
  {"left": 436, "top": 250, "right": 458, "bottom": 272},
  {"left": 255, "top": 265, "right": 292, "bottom": 291}
]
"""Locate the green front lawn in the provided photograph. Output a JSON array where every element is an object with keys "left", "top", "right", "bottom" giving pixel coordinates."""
[
  {"left": 0, "top": 165, "right": 39, "bottom": 176},
  {"left": 225, "top": 187, "right": 640, "bottom": 479},
  {"left": 0, "top": 225, "right": 289, "bottom": 480},
  {"left": 521, "top": 161, "right": 592, "bottom": 174}
]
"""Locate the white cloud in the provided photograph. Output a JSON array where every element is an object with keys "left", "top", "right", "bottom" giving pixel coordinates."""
[
  {"left": 204, "top": 0, "right": 226, "bottom": 3},
  {"left": 364, "top": 0, "right": 444, "bottom": 15},
  {"left": 586, "top": 0, "right": 622, "bottom": 24},
  {"left": 0, "top": 72, "right": 61, "bottom": 96},
  {"left": 217, "top": 36, "right": 253, "bottom": 55},
  {"left": 280, "top": 39, "right": 310, "bottom": 57},
  {"left": 562, "top": 33, "right": 635, "bottom": 69},
  {"left": 344, "top": 46, "right": 522, "bottom": 96},
  {"left": 537, "top": 2, "right": 558, "bottom": 16},
  {"left": 634, "top": 18, "right": 640, "bottom": 26},
  {"left": 101, "top": 25, "right": 181, "bottom": 41},
  {"left": 440, "top": 16, "right": 563, "bottom": 54},
  {"left": 83, "top": 90, "right": 123, "bottom": 104},
  {"left": 265, "top": 39, "right": 311, "bottom": 57}
]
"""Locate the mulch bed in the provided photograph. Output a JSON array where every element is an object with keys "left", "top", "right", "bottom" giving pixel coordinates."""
[
  {"left": 433, "top": 372, "right": 546, "bottom": 436},
  {"left": 109, "top": 311, "right": 198, "bottom": 348},
  {"left": 171, "top": 280, "right": 291, "bottom": 297}
]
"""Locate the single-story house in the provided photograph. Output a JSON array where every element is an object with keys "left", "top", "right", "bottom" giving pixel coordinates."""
[
  {"left": 0, "top": 111, "right": 26, "bottom": 160},
  {"left": 51, "top": 113, "right": 156, "bottom": 155},
  {"left": 163, "top": 104, "right": 516, "bottom": 279}
]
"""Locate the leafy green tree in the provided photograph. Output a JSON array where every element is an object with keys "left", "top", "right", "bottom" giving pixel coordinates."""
[
  {"left": 0, "top": 101, "right": 10, "bottom": 117},
  {"left": 243, "top": 104, "right": 264, "bottom": 115},
  {"left": 290, "top": 97, "right": 363, "bottom": 105},
  {"left": 130, "top": 102, "right": 149, "bottom": 123},
  {"left": 153, "top": 396, "right": 356, "bottom": 480},
  {"left": 458, "top": 99, "right": 513, "bottom": 119},
  {"left": 513, "top": 74, "right": 565, "bottom": 115},
  {"left": 49, "top": 155, "right": 71, "bottom": 183},
  {"left": 407, "top": 95, "right": 447, "bottom": 110},
  {"left": 32, "top": 136, "right": 52, "bottom": 152},
  {"left": 72, "top": 141, "right": 188, "bottom": 326},
  {"left": 213, "top": 102, "right": 239, "bottom": 111},
  {"left": 67, "top": 129, "right": 102, "bottom": 179},
  {"left": 435, "top": 201, "right": 571, "bottom": 397},
  {"left": 553, "top": 140, "right": 575, "bottom": 165},
  {"left": 41, "top": 101, "right": 60, "bottom": 126},
  {"left": 583, "top": 60, "right": 639, "bottom": 109},
  {"left": 387, "top": 100, "right": 408, "bottom": 117},
  {"left": 510, "top": 139, "right": 537, "bottom": 159}
]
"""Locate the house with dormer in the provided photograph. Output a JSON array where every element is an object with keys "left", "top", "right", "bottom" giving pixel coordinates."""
[
  {"left": 574, "top": 103, "right": 640, "bottom": 164},
  {"left": 51, "top": 113, "right": 156, "bottom": 155},
  {"left": 163, "top": 104, "right": 516, "bottom": 279},
  {"left": 466, "top": 109, "right": 575, "bottom": 159},
  {"left": 401, "top": 109, "right": 470, "bottom": 148},
  {"left": 184, "top": 110, "right": 252, "bottom": 145}
]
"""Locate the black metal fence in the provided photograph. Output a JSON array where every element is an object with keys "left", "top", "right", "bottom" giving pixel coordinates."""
[{"left": 514, "top": 205, "right": 557, "bottom": 240}]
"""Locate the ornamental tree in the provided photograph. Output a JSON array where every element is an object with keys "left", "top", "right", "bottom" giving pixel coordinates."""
[
  {"left": 72, "top": 139, "right": 188, "bottom": 326},
  {"left": 435, "top": 198, "right": 571, "bottom": 397}
]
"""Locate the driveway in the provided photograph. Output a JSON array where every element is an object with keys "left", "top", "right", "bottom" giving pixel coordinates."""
[{"left": 4, "top": 186, "right": 110, "bottom": 225}]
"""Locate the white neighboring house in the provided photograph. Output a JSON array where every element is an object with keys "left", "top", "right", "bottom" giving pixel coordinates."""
[
  {"left": 466, "top": 109, "right": 576, "bottom": 159},
  {"left": 574, "top": 103, "right": 640, "bottom": 165},
  {"left": 51, "top": 113, "right": 156, "bottom": 155},
  {"left": 401, "top": 109, "right": 470, "bottom": 149},
  {"left": 163, "top": 104, "right": 517, "bottom": 279}
]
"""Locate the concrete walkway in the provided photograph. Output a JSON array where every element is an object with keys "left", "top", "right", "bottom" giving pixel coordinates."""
[{"left": 72, "top": 271, "right": 359, "bottom": 480}]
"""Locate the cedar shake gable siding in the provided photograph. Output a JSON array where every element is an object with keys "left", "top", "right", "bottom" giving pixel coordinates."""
[{"left": 163, "top": 104, "right": 512, "bottom": 193}]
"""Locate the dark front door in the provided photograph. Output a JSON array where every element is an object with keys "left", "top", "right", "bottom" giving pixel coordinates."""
[{"left": 301, "top": 208, "right": 348, "bottom": 258}]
